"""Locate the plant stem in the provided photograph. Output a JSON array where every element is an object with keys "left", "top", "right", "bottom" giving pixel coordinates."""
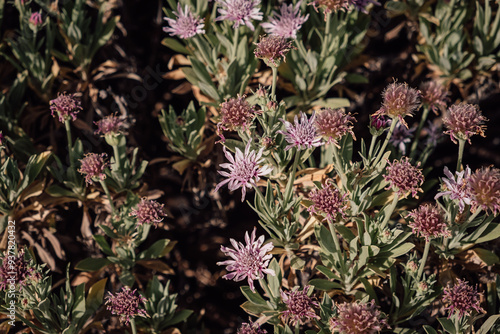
[
  {"left": 417, "top": 240, "right": 431, "bottom": 281},
  {"left": 368, "top": 134, "right": 379, "bottom": 161},
  {"left": 380, "top": 193, "right": 399, "bottom": 230},
  {"left": 232, "top": 27, "right": 239, "bottom": 60},
  {"left": 410, "top": 105, "right": 430, "bottom": 159},
  {"left": 64, "top": 119, "right": 74, "bottom": 169},
  {"left": 327, "top": 218, "right": 342, "bottom": 266},
  {"left": 112, "top": 144, "right": 121, "bottom": 170},
  {"left": 99, "top": 180, "right": 116, "bottom": 216},
  {"left": 332, "top": 144, "right": 348, "bottom": 191},
  {"left": 271, "top": 65, "right": 278, "bottom": 100},
  {"left": 373, "top": 119, "right": 397, "bottom": 168},
  {"left": 130, "top": 318, "right": 137, "bottom": 334},
  {"left": 457, "top": 138, "right": 465, "bottom": 172},
  {"left": 320, "top": 12, "right": 331, "bottom": 59},
  {"left": 284, "top": 150, "right": 301, "bottom": 205}
]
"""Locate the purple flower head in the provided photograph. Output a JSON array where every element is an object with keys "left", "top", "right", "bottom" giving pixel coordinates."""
[
  {"left": 280, "top": 286, "right": 319, "bottom": 326},
  {"left": 50, "top": 92, "right": 83, "bottom": 123},
  {"left": 329, "top": 300, "right": 387, "bottom": 334},
  {"left": 310, "top": 0, "right": 350, "bottom": 14},
  {"left": 373, "top": 82, "right": 421, "bottom": 128},
  {"left": 278, "top": 112, "right": 323, "bottom": 151},
  {"left": 370, "top": 114, "right": 390, "bottom": 131},
  {"left": 130, "top": 198, "right": 167, "bottom": 227},
  {"left": 435, "top": 166, "right": 472, "bottom": 213},
  {"left": 216, "top": 0, "right": 263, "bottom": 31},
  {"left": 443, "top": 103, "right": 487, "bottom": 144},
  {"left": 217, "top": 228, "right": 275, "bottom": 291},
  {"left": 237, "top": 320, "right": 267, "bottom": 334},
  {"left": 420, "top": 80, "right": 448, "bottom": 114},
  {"left": 163, "top": 3, "right": 205, "bottom": 39},
  {"left": 308, "top": 182, "right": 348, "bottom": 221},
  {"left": 95, "top": 114, "right": 127, "bottom": 136},
  {"left": 384, "top": 157, "right": 424, "bottom": 198},
  {"left": 467, "top": 166, "right": 500, "bottom": 215},
  {"left": 261, "top": 1, "right": 309, "bottom": 39},
  {"left": 443, "top": 279, "right": 484, "bottom": 319},
  {"left": 218, "top": 95, "right": 257, "bottom": 137},
  {"left": 0, "top": 249, "right": 35, "bottom": 291},
  {"left": 78, "top": 153, "right": 109, "bottom": 185},
  {"left": 389, "top": 122, "right": 415, "bottom": 155},
  {"left": 254, "top": 35, "right": 294, "bottom": 67},
  {"left": 407, "top": 203, "right": 451, "bottom": 241},
  {"left": 314, "top": 108, "right": 356, "bottom": 146},
  {"left": 29, "top": 12, "right": 43, "bottom": 26},
  {"left": 105, "top": 287, "right": 148, "bottom": 325},
  {"left": 423, "top": 120, "right": 442, "bottom": 147}
]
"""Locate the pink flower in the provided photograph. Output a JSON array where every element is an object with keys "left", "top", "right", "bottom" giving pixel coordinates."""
[
  {"left": 443, "top": 103, "right": 487, "bottom": 144},
  {"left": 254, "top": 35, "right": 294, "bottom": 67},
  {"left": 406, "top": 203, "right": 451, "bottom": 241},
  {"left": 435, "top": 166, "right": 472, "bottom": 213},
  {"left": 384, "top": 157, "right": 424, "bottom": 198},
  {"left": 261, "top": 1, "right": 309, "bottom": 39},
  {"left": 50, "top": 92, "right": 83, "bottom": 123},
  {"left": 0, "top": 249, "right": 35, "bottom": 291},
  {"left": 78, "top": 153, "right": 109, "bottom": 185},
  {"left": 373, "top": 82, "right": 421, "bottom": 128},
  {"left": 29, "top": 12, "right": 43, "bottom": 26},
  {"left": 217, "top": 228, "right": 275, "bottom": 291},
  {"left": 308, "top": 182, "right": 348, "bottom": 221},
  {"left": 443, "top": 279, "right": 484, "bottom": 319},
  {"left": 329, "top": 300, "right": 387, "bottom": 334},
  {"left": 130, "top": 198, "right": 167, "bottom": 227},
  {"left": 237, "top": 320, "right": 267, "bottom": 334},
  {"left": 95, "top": 114, "right": 127, "bottom": 136},
  {"left": 278, "top": 111, "right": 323, "bottom": 151},
  {"left": 310, "top": 0, "right": 350, "bottom": 14},
  {"left": 216, "top": 0, "right": 263, "bottom": 31},
  {"left": 419, "top": 80, "right": 448, "bottom": 114},
  {"left": 218, "top": 95, "right": 257, "bottom": 134},
  {"left": 314, "top": 108, "right": 356, "bottom": 146},
  {"left": 105, "top": 287, "right": 148, "bottom": 325},
  {"left": 467, "top": 166, "right": 500, "bottom": 215},
  {"left": 215, "top": 142, "right": 273, "bottom": 202},
  {"left": 280, "top": 286, "right": 319, "bottom": 326},
  {"left": 163, "top": 3, "right": 205, "bottom": 39}
]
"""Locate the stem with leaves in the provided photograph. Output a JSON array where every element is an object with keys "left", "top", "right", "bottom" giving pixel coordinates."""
[
  {"left": 457, "top": 138, "right": 465, "bottom": 172},
  {"left": 373, "top": 119, "right": 397, "bottom": 168},
  {"left": 232, "top": 27, "right": 239, "bottom": 60},
  {"left": 64, "top": 119, "right": 74, "bottom": 169},
  {"left": 417, "top": 239, "right": 431, "bottom": 281},
  {"left": 380, "top": 193, "right": 399, "bottom": 229},
  {"left": 99, "top": 180, "right": 116, "bottom": 216},
  {"left": 320, "top": 12, "right": 331, "bottom": 59},
  {"left": 271, "top": 65, "right": 278, "bottom": 100},
  {"left": 283, "top": 150, "right": 301, "bottom": 205}
]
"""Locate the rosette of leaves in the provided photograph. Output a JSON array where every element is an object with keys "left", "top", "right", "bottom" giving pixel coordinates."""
[{"left": 472, "top": 0, "right": 500, "bottom": 72}]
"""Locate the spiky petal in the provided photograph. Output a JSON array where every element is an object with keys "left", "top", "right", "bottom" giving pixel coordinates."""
[
  {"left": 216, "top": 0, "right": 263, "bottom": 31},
  {"left": 163, "top": 3, "right": 205, "bottom": 39},
  {"left": 237, "top": 320, "right": 268, "bottom": 334},
  {"left": 443, "top": 279, "right": 484, "bottom": 319},
  {"left": 0, "top": 250, "right": 35, "bottom": 291},
  {"left": 384, "top": 157, "right": 424, "bottom": 198},
  {"left": 95, "top": 114, "right": 127, "bottom": 136},
  {"left": 314, "top": 108, "right": 356, "bottom": 146},
  {"left": 420, "top": 80, "right": 448, "bottom": 114},
  {"left": 218, "top": 95, "right": 257, "bottom": 134},
  {"left": 435, "top": 166, "right": 472, "bottom": 213},
  {"left": 105, "top": 287, "right": 148, "bottom": 325},
  {"left": 329, "top": 300, "right": 388, "bottom": 334},
  {"left": 50, "top": 92, "right": 83, "bottom": 123},
  {"left": 215, "top": 142, "right": 273, "bottom": 201},
  {"left": 261, "top": 1, "right": 309, "bottom": 39},
  {"left": 280, "top": 286, "right": 319, "bottom": 326},
  {"left": 372, "top": 82, "right": 421, "bottom": 128},
  {"left": 217, "top": 228, "right": 275, "bottom": 291},
  {"left": 254, "top": 35, "right": 294, "bottom": 67},
  {"left": 130, "top": 198, "right": 167, "bottom": 227},
  {"left": 443, "top": 103, "right": 487, "bottom": 144},
  {"left": 78, "top": 153, "right": 109, "bottom": 185},
  {"left": 278, "top": 112, "right": 323, "bottom": 151},
  {"left": 308, "top": 182, "right": 348, "bottom": 221},
  {"left": 406, "top": 203, "right": 451, "bottom": 241},
  {"left": 467, "top": 166, "right": 500, "bottom": 215}
]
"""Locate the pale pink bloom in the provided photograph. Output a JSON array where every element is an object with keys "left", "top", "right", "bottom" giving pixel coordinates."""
[
  {"left": 261, "top": 1, "right": 309, "bottom": 39},
  {"left": 105, "top": 287, "right": 148, "bottom": 325},
  {"left": 373, "top": 82, "right": 421, "bottom": 128},
  {"left": 216, "top": 0, "right": 263, "bottom": 31},
  {"left": 215, "top": 142, "right": 272, "bottom": 201},
  {"left": 254, "top": 35, "right": 294, "bottom": 67},
  {"left": 407, "top": 203, "right": 451, "bottom": 241},
  {"left": 95, "top": 114, "right": 127, "bottom": 136},
  {"left": 443, "top": 279, "right": 484, "bottom": 319},
  {"left": 278, "top": 111, "right": 323, "bottom": 151},
  {"left": 130, "top": 198, "right": 167, "bottom": 227},
  {"left": 50, "top": 92, "right": 82, "bottom": 123},
  {"left": 163, "top": 3, "right": 205, "bottom": 39},
  {"left": 280, "top": 286, "right": 319, "bottom": 326},
  {"left": 308, "top": 182, "right": 348, "bottom": 221},
  {"left": 330, "top": 300, "right": 387, "bottom": 334},
  {"left": 435, "top": 166, "right": 472, "bottom": 213},
  {"left": 467, "top": 166, "right": 500, "bottom": 215},
  {"left": 420, "top": 80, "right": 448, "bottom": 114},
  {"left": 443, "top": 103, "right": 487, "bottom": 144},
  {"left": 237, "top": 321, "right": 267, "bottom": 334},
  {"left": 384, "top": 157, "right": 423, "bottom": 198},
  {"left": 314, "top": 108, "right": 356, "bottom": 146},
  {"left": 78, "top": 153, "right": 109, "bottom": 185},
  {"left": 217, "top": 228, "right": 275, "bottom": 291}
]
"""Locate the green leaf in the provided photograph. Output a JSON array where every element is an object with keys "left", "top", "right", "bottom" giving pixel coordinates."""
[
  {"left": 345, "top": 73, "right": 369, "bottom": 84},
  {"left": 476, "top": 223, "right": 500, "bottom": 244},
  {"left": 164, "top": 309, "right": 193, "bottom": 327},
  {"left": 75, "top": 257, "right": 111, "bottom": 271},
  {"left": 138, "top": 239, "right": 172, "bottom": 260},
  {"left": 308, "top": 279, "right": 342, "bottom": 291},
  {"left": 473, "top": 248, "right": 500, "bottom": 265},
  {"left": 438, "top": 317, "right": 456, "bottom": 334},
  {"left": 93, "top": 235, "right": 113, "bottom": 256},
  {"left": 86, "top": 278, "right": 107, "bottom": 313},
  {"left": 161, "top": 37, "right": 189, "bottom": 54},
  {"left": 477, "top": 314, "right": 500, "bottom": 334},
  {"left": 241, "top": 286, "right": 267, "bottom": 305},
  {"left": 423, "top": 325, "right": 439, "bottom": 334},
  {"left": 240, "top": 301, "right": 272, "bottom": 316}
]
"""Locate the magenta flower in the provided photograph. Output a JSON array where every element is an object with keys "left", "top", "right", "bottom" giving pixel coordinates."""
[
  {"left": 314, "top": 108, "right": 356, "bottom": 146},
  {"left": 163, "top": 3, "right": 205, "bottom": 39},
  {"left": 215, "top": 141, "right": 272, "bottom": 202},
  {"left": 329, "top": 300, "right": 387, "bottom": 334},
  {"left": 467, "top": 166, "right": 500, "bottom": 215},
  {"left": 389, "top": 122, "right": 415, "bottom": 155},
  {"left": 420, "top": 80, "right": 448, "bottom": 114},
  {"left": 278, "top": 112, "right": 323, "bottom": 151},
  {"left": 95, "top": 114, "right": 127, "bottom": 136},
  {"left": 384, "top": 157, "right": 424, "bottom": 198},
  {"left": 29, "top": 12, "right": 43, "bottom": 26},
  {"left": 216, "top": 0, "right": 263, "bottom": 31},
  {"left": 373, "top": 82, "right": 421, "bottom": 128},
  {"left": 105, "top": 287, "right": 148, "bottom": 325},
  {"left": 50, "top": 92, "right": 83, "bottom": 123},
  {"left": 130, "top": 198, "right": 167, "bottom": 227},
  {"left": 280, "top": 286, "right": 319, "bottom": 326},
  {"left": 406, "top": 203, "right": 451, "bottom": 241},
  {"left": 78, "top": 153, "right": 109, "bottom": 185},
  {"left": 308, "top": 182, "right": 348, "bottom": 221},
  {"left": 237, "top": 320, "right": 267, "bottom": 334},
  {"left": 254, "top": 35, "right": 294, "bottom": 67},
  {"left": 0, "top": 250, "right": 35, "bottom": 291},
  {"left": 443, "top": 279, "right": 484, "bottom": 319},
  {"left": 217, "top": 228, "right": 275, "bottom": 291},
  {"left": 435, "top": 166, "right": 472, "bottom": 213},
  {"left": 261, "top": 1, "right": 309, "bottom": 39},
  {"left": 218, "top": 95, "right": 257, "bottom": 135},
  {"left": 443, "top": 103, "right": 487, "bottom": 144}
]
